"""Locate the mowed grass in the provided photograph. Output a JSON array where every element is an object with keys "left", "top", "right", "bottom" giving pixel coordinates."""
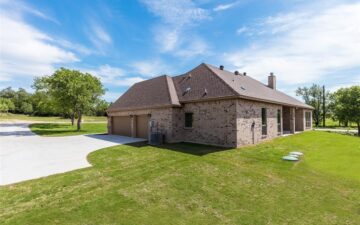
[
  {"left": 0, "top": 113, "right": 107, "bottom": 123},
  {"left": 29, "top": 123, "right": 107, "bottom": 136},
  {"left": 1, "top": 131, "right": 359, "bottom": 225}
]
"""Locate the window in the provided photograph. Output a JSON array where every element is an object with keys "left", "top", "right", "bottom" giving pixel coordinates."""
[
  {"left": 185, "top": 113, "right": 193, "bottom": 128},
  {"left": 277, "top": 109, "right": 281, "bottom": 134},
  {"left": 261, "top": 108, "right": 267, "bottom": 135},
  {"left": 305, "top": 112, "right": 311, "bottom": 128}
]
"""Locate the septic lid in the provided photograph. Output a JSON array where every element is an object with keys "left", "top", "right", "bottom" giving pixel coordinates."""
[
  {"left": 282, "top": 156, "right": 299, "bottom": 161},
  {"left": 289, "top": 151, "right": 303, "bottom": 156}
]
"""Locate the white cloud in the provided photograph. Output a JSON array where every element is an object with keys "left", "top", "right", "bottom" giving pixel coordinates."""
[
  {"left": 113, "top": 77, "right": 144, "bottom": 86},
  {"left": 103, "top": 91, "right": 123, "bottom": 102},
  {"left": 0, "top": 11, "right": 78, "bottom": 82},
  {"left": 175, "top": 36, "right": 210, "bottom": 57},
  {"left": 141, "top": 0, "right": 210, "bottom": 57},
  {"left": 236, "top": 26, "right": 248, "bottom": 35},
  {"left": 154, "top": 27, "right": 180, "bottom": 52},
  {"left": 141, "top": 0, "right": 209, "bottom": 27},
  {"left": 56, "top": 39, "right": 93, "bottom": 55},
  {"left": 226, "top": 2, "right": 360, "bottom": 85},
  {"left": 213, "top": 1, "right": 240, "bottom": 12},
  {"left": 88, "top": 22, "right": 112, "bottom": 52},
  {"left": 83, "top": 65, "right": 125, "bottom": 84},
  {"left": 131, "top": 59, "right": 171, "bottom": 77},
  {"left": 0, "top": 0, "right": 59, "bottom": 24}
]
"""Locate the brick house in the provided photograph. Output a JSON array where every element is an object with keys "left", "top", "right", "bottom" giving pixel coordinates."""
[{"left": 107, "top": 63, "right": 313, "bottom": 148}]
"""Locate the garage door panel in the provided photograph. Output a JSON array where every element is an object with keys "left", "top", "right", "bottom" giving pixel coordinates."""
[
  {"left": 136, "top": 115, "right": 149, "bottom": 139},
  {"left": 112, "top": 116, "right": 131, "bottom": 136}
]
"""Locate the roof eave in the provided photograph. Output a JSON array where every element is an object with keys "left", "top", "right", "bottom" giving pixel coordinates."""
[{"left": 107, "top": 103, "right": 181, "bottom": 113}]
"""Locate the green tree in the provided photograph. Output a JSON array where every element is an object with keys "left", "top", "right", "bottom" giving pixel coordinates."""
[
  {"left": 296, "top": 84, "right": 330, "bottom": 127},
  {"left": 14, "top": 88, "right": 32, "bottom": 113},
  {"left": 20, "top": 102, "right": 33, "bottom": 114},
  {"left": 35, "top": 68, "right": 105, "bottom": 130},
  {"left": 0, "top": 87, "right": 16, "bottom": 113},
  {"left": 31, "top": 91, "right": 58, "bottom": 116},
  {"left": 0, "top": 98, "right": 15, "bottom": 113},
  {"left": 91, "top": 99, "right": 110, "bottom": 116},
  {"left": 330, "top": 86, "right": 360, "bottom": 135}
]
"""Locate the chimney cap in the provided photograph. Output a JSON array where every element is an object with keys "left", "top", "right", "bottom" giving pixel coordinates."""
[
  {"left": 270, "top": 72, "right": 274, "bottom": 76},
  {"left": 234, "top": 71, "right": 239, "bottom": 75},
  {"left": 219, "top": 65, "right": 224, "bottom": 70},
  {"left": 243, "top": 72, "right": 247, "bottom": 76}
]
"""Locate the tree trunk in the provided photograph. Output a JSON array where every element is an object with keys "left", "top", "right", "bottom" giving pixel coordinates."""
[
  {"left": 77, "top": 112, "right": 82, "bottom": 131},
  {"left": 71, "top": 113, "right": 75, "bottom": 126},
  {"left": 357, "top": 122, "right": 360, "bottom": 136}
]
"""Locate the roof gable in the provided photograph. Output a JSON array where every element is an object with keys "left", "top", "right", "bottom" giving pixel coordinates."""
[
  {"left": 108, "top": 75, "right": 180, "bottom": 112},
  {"left": 172, "top": 63, "right": 238, "bottom": 102}
]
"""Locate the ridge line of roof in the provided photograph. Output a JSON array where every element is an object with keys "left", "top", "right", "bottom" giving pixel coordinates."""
[{"left": 165, "top": 76, "right": 180, "bottom": 106}]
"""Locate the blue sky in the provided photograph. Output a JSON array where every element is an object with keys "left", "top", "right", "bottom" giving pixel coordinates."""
[{"left": 1, "top": 0, "right": 359, "bottom": 101}]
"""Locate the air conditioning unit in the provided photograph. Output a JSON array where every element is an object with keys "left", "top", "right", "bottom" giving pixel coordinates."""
[{"left": 149, "top": 132, "right": 164, "bottom": 145}]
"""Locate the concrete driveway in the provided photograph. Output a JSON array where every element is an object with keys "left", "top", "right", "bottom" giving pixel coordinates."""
[{"left": 0, "top": 122, "right": 144, "bottom": 185}]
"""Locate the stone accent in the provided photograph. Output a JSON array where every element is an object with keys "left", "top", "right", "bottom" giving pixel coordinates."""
[{"left": 236, "top": 99, "right": 282, "bottom": 147}]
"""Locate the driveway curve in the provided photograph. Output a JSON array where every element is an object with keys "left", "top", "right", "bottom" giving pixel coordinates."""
[{"left": 0, "top": 122, "right": 144, "bottom": 185}]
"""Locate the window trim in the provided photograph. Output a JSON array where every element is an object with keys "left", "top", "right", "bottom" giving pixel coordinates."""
[
  {"left": 305, "top": 111, "right": 311, "bottom": 128},
  {"left": 184, "top": 112, "right": 193, "bottom": 128},
  {"left": 261, "top": 108, "right": 267, "bottom": 136}
]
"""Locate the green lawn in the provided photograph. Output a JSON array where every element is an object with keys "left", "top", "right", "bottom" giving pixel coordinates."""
[
  {"left": 1, "top": 131, "right": 359, "bottom": 224},
  {"left": 0, "top": 113, "right": 107, "bottom": 123},
  {"left": 29, "top": 123, "right": 107, "bottom": 136}
]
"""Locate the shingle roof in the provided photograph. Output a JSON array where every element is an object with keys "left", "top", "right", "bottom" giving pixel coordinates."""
[
  {"left": 108, "top": 63, "right": 313, "bottom": 112},
  {"left": 107, "top": 75, "right": 180, "bottom": 112},
  {"left": 204, "top": 64, "right": 313, "bottom": 109}
]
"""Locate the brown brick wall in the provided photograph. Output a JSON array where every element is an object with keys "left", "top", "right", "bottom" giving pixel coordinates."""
[
  {"left": 172, "top": 100, "right": 237, "bottom": 147},
  {"left": 108, "top": 99, "right": 312, "bottom": 148},
  {"left": 236, "top": 99, "right": 282, "bottom": 147}
]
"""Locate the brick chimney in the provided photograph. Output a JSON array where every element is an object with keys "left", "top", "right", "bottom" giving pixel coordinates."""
[{"left": 268, "top": 72, "right": 276, "bottom": 89}]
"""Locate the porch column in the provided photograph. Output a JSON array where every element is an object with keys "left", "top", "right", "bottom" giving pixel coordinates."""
[
  {"left": 290, "top": 107, "right": 295, "bottom": 134},
  {"left": 131, "top": 115, "right": 137, "bottom": 137},
  {"left": 107, "top": 116, "right": 113, "bottom": 134}
]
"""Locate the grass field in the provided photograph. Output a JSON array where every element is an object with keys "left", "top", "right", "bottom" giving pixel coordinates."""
[
  {"left": 0, "top": 113, "right": 107, "bottom": 123},
  {"left": 317, "top": 118, "right": 357, "bottom": 130},
  {"left": 1, "top": 131, "right": 359, "bottom": 224},
  {"left": 29, "top": 123, "right": 107, "bottom": 136}
]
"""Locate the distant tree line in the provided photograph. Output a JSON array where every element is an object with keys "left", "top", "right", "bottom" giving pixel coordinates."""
[
  {"left": 296, "top": 84, "right": 360, "bottom": 135},
  {"left": 0, "top": 68, "right": 111, "bottom": 129}
]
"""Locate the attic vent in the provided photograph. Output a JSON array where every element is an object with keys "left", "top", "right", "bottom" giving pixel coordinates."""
[
  {"left": 219, "top": 65, "right": 224, "bottom": 70},
  {"left": 243, "top": 72, "right": 247, "bottom": 76},
  {"left": 204, "top": 88, "right": 208, "bottom": 96},
  {"left": 234, "top": 71, "right": 239, "bottom": 75},
  {"left": 241, "top": 86, "right": 246, "bottom": 90},
  {"left": 183, "top": 87, "right": 191, "bottom": 96},
  {"left": 188, "top": 73, "right": 192, "bottom": 78}
]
